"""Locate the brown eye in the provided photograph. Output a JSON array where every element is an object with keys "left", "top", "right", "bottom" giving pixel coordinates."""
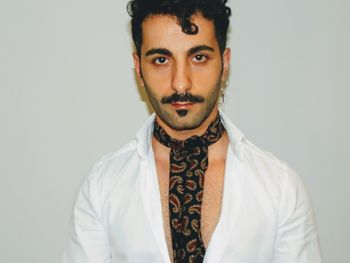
[
  {"left": 153, "top": 57, "right": 168, "bottom": 65},
  {"left": 192, "top": 54, "right": 208, "bottom": 63}
]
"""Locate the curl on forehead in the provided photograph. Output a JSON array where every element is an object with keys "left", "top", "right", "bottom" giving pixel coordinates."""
[{"left": 127, "top": 0, "right": 231, "bottom": 55}]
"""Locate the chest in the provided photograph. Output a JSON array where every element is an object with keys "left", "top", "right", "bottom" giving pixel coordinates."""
[
  {"left": 105, "top": 147, "right": 278, "bottom": 263},
  {"left": 155, "top": 157, "right": 226, "bottom": 259}
]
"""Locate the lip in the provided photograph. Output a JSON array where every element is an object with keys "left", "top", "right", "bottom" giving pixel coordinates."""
[{"left": 171, "top": 102, "right": 195, "bottom": 109}]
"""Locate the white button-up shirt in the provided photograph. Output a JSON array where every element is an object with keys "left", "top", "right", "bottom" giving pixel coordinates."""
[{"left": 62, "top": 111, "right": 323, "bottom": 263}]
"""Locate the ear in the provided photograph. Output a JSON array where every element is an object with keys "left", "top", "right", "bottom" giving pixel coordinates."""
[
  {"left": 133, "top": 52, "right": 145, "bottom": 87},
  {"left": 221, "top": 48, "right": 231, "bottom": 82}
]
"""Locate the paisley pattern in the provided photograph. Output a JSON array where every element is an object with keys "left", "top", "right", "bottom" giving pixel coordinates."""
[{"left": 153, "top": 114, "right": 225, "bottom": 263}]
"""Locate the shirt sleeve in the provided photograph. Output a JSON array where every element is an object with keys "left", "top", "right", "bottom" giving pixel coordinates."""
[
  {"left": 62, "top": 165, "right": 111, "bottom": 263},
  {"left": 273, "top": 168, "right": 323, "bottom": 263}
]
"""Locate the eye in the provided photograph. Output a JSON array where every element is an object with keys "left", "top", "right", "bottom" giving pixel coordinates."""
[
  {"left": 152, "top": 56, "right": 169, "bottom": 65},
  {"left": 192, "top": 54, "right": 209, "bottom": 63}
]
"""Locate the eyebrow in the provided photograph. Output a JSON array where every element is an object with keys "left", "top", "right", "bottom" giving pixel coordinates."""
[
  {"left": 144, "top": 45, "right": 215, "bottom": 57},
  {"left": 187, "top": 45, "right": 215, "bottom": 56},
  {"left": 145, "top": 48, "right": 172, "bottom": 57}
]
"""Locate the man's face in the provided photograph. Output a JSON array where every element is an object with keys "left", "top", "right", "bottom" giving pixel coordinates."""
[{"left": 134, "top": 14, "right": 230, "bottom": 132}]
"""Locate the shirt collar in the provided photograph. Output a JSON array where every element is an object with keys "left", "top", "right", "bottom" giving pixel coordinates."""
[{"left": 135, "top": 109, "right": 245, "bottom": 160}]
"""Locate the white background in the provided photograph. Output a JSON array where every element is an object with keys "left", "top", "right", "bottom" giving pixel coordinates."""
[{"left": 0, "top": 0, "right": 349, "bottom": 262}]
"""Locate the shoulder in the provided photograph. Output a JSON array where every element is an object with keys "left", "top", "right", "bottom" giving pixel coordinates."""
[
  {"left": 89, "top": 140, "right": 139, "bottom": 180},
  {"left": 77, "top": 114, "right": 155, "bottom": 207},
  {"left": 240, "top": 138, "right": 300, "bottom": 183},
  {"left": 238, "top": 138, "right": 309, "bottom": 211},
  {"left": 79, "top": 139, "right": 141, "bottom": 204}
]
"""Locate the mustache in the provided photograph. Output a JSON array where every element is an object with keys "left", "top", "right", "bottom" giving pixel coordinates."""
[{"left": 161, "top": 93, "right": 205, "bottom": 104}]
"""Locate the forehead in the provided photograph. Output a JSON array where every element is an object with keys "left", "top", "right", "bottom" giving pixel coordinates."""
[{"left": 141, "top": 14, "right": 218, "bottom": 54}]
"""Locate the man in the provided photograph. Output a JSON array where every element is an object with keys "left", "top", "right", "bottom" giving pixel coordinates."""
[{"left": 63, "top": 0, "right": 322, "bottom": 262}]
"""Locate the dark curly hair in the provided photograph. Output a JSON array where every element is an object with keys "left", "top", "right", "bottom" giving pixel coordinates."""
[{"left": 127, "top": 0, "right": 231, "bottom": 56}]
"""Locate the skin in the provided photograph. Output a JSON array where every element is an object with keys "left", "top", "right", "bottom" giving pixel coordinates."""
[
  {"left": 133, "top": 13, "right": 231, "bottom": 140},
  {"left": 133, "top": 13, "right": 231, "bottom": 260}
]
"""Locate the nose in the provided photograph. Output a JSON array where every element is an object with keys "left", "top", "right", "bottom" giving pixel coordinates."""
[{"left": 171, "top": 60, "right": 191, "bottom": 94}]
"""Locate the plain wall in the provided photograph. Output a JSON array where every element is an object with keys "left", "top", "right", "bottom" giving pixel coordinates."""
[{"left": 0, "top": 0, "right": 349, "bottom": 262}]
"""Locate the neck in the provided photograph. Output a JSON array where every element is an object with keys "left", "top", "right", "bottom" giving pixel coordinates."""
[{"left": 155, "top": 107, "right": 219, "bottom": 141}]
